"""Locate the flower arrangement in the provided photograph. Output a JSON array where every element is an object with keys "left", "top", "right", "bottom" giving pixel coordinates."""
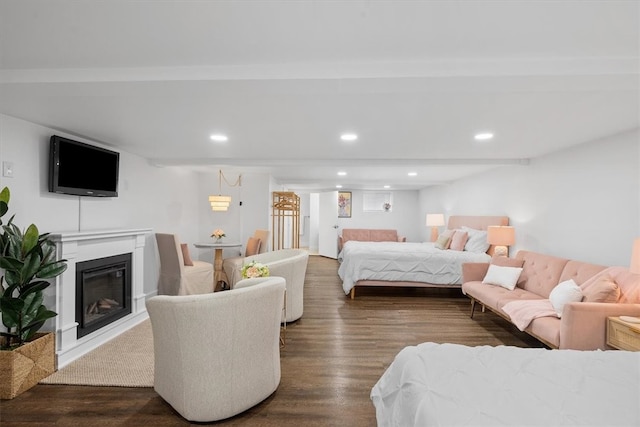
[
  {"left": 383, "top": 202, "right": 391, "bottom": 211},
  {"left": 241, "top": 261, "right": 270, "bottom": 279},
  {"left": 211, "top": 228, "right": 225, "bottom": 240}
]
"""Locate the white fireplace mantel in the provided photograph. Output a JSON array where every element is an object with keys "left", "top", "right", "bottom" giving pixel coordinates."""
[{"left": 49, "top": 228, "right": 152, "bottom": 368}]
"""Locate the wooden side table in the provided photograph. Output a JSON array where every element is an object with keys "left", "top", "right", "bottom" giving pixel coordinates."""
[
  {"left": 606, "top": 317, "right": 640, "bottom": 351},
  {"left": 194, "top": 242, "right": 242, "bottom": 291}
]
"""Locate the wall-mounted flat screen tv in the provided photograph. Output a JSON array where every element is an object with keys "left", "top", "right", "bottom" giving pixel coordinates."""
[{"left": 49, "top": 135, "right": 120, "bottom": 197}]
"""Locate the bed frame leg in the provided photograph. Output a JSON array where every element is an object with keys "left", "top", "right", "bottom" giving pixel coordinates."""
[
  {"left": 470, "top": 299, "right": 476, "bottom": 318},
  {"left": 350, "top": 288, "right": 355, "bottom": 299}
]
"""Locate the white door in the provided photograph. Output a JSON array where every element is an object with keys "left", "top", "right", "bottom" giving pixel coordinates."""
[{"left": 318, "top": 191, "right": 339, "bottom": 259}]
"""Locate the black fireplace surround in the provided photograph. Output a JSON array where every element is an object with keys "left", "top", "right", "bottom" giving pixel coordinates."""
[{"left": 75, "top": 253, "right": 132, "bottom": 338}]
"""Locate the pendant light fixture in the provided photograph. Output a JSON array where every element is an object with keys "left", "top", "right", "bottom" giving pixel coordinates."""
[{"left": 209, "top": 169, "right": 241, "bottom": 212}]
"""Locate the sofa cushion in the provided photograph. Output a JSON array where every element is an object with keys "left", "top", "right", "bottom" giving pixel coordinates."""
[
  {"left": 464, "top": 281, "right": 543, "bottom": 310},
  {"left": 580, "top": 267, "right": 640, "bottom": 303},
  {"left": 491, "top": 256, "right": 524, "bottom": 268},
  {"left": 180, "top": 243, "right": 194, "bottom": 266},
  {"left": 527, "top": 315, "right": 561, "bottom": 348},
  {"left": 581, "top": 274, "right": 620, "bottom": 303},
  {"left": 516, "top": 251, "right": 569, "bottom": 298},
  {"left": 549, "top": 279, "right": 583, "bottom": 317},
  {"left": 370, "top": 229, "right": 399, "bottom": 242},
  {"left": 482, "top": 265, "right": 523, "bottom": 290}
]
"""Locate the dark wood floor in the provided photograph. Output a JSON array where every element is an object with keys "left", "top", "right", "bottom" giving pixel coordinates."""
[{"left": 0, "top": 255, "right": 541, "bottom": 426}]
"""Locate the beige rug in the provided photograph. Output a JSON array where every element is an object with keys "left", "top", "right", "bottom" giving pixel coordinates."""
[{"left": 40, "top": 319, "right": 154, "bottom": 388}]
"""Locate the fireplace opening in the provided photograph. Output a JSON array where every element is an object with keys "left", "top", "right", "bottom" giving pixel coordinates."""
[{"left": 76, "top": 253, "right": 132, "bottom": 338}]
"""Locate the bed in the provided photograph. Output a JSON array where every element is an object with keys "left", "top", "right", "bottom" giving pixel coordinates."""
[
  {"left": 371, "top": 342, "right": 640, "bottom": 426},
  {"left": 338, "top": 216, "right": 509, "bottom": 298}
]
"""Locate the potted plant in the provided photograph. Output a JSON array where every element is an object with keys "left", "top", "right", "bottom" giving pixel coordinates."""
[{"left": 0, "top": 187, "right": 68, "bottom": 399}]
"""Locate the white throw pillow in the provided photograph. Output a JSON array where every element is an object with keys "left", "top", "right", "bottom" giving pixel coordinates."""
[
  {"left": 482, "top": 264, "right": 523, "bottom": 291},
  {"left": 461, "top": 226, "right": 490, "bottom": 253},
  {"left": 549, "top": 279, "right": 583, "bottom": 317}
]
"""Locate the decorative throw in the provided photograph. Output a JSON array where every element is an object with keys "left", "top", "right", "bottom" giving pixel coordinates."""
[{"left": 502, "top": 300, "right": 558, "bottom": 331}]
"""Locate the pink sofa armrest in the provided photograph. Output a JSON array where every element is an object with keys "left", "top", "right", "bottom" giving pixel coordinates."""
[
  {"left": 560, "top": 302, "right": 640, "bottom": 350},
  {"left": 462, "top": 263, "right": 489, "bottom": 283},
  {"left": 397, "top": 236, "right": 406, "bottom": 242},
  {"left": 338, "top": 236, "right": 344, "bottom": 252}
]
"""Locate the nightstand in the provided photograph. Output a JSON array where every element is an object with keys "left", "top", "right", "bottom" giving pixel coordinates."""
[{"left": 607, "top": 317, "right": 640, "bottom": 351}]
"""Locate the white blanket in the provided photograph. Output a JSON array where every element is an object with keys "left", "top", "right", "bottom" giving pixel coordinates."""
[
  {"left": 337, "top": 241, "right": 490, "bottom": 295},
  {"left": 371, "top": 342, "right": 640, "bottom": 427}
]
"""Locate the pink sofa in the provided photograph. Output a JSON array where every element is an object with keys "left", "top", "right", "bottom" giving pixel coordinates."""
[
  {"left": 338, "top": 228, "right": 406, "bottom": 252},
  {"left": 462, "top": 250, "right": 640, "bottom": 350}
]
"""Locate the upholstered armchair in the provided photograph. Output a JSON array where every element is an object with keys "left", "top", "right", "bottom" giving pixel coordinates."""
[
  {"left": 223, "top": 248, "right": 309, "bottom": 322},
  {"left": 155, "top": 233, "right": 214, "bottom": 295},
  {"left": 146, "top": 276, "right": 286, "bottom": 422}
]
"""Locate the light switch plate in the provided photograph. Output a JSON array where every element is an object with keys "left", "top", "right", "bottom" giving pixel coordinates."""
[{"left": 2, "top": 161, "right": 14, "bottom": 178}]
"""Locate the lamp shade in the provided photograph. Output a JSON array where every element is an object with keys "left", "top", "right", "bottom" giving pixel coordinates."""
[
  {"left": 631, "top": 238, "right": 640, "bottom": 274},
  {"left": 426, "top": 214, "right": 445, "bottom": 227},
  {"left": 487, "top": 226, "right": 515, "bottom": 246}
]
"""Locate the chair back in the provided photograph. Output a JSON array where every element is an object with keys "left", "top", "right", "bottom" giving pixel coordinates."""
[
  {"left": 254, "top": 229, "right": 270, "bottom": 253},
  {"left": 147, "top": 277, "right": 285, "bottom": 422},
  {"left": 155, "top": 233, "right": 184, "bottom": 295}
]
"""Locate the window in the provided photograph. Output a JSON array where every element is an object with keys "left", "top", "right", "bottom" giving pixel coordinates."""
[{"left": 363, "top": 192, "right": 392, "bottom": 212}]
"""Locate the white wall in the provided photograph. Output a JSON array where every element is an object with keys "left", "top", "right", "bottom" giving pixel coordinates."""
[
  {"left": 0, "top": 114, "right": 200, "bottom": 297},
  {"left": 337, "top": 190, "right": 422, "bottom": 241},
  {"left": 419, "top": 129, "right": 640, "bottom": 266},
  {"left": 196, "top": 170, "right": 272, "bottom": 259}
]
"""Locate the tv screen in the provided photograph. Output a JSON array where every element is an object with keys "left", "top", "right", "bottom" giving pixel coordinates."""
[{"left": 49, "top": 135, "right": 120, "bottom": 197}]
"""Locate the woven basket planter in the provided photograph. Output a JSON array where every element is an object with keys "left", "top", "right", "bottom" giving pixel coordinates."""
[{"left": 0, "top": 332, "right": 55, "bottom": 399}]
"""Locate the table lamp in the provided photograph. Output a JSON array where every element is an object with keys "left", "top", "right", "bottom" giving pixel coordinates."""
[
  {"left": 426, "top": 214, "right": 445, "bottom": 242},
  {"left": 487, "top": 226, "right": 515, "bottom": 257}
]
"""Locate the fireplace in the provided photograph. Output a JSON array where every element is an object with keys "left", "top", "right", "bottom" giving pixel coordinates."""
[{"left": 75, "top": 253, "right": 132, "bottom": 338}]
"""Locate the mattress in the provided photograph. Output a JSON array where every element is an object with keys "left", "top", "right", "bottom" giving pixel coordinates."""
[
  {"left": 371, "top": 342, "right": 640, "bottom": 426},
  {"left": 337, "top": 241, "right": 490, "bottom": 295}
]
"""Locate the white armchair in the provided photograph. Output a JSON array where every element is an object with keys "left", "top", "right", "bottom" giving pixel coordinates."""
[
  {"left": 155, "top": 233, "right": 214, "bottom": 295},
  {"left": 146, "top": 276, "right": 286, "bottom": 422},
  {"left": 223, "top": 249, "right": 309, "bottom": 322}
]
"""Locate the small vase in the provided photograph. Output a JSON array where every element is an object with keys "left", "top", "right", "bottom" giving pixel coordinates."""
[{"left": 214, "top": 237, "right": 223, "bottom": 243}]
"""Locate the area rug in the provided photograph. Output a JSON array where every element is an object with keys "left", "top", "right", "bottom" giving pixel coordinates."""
[{"left": 40, "top": 319, "right": 154, "bottom": 388}]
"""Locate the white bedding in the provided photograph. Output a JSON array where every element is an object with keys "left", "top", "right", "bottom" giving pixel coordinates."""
[
  {"left": 337, "top": 241, "right": 490, "bottom": 295},
  {"left": 371, "top": 342, "right": 640, "bottom": 427}
]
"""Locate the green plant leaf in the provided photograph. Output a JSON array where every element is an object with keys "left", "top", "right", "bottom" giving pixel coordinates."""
[
  {"left": 19, "top": 280, "right": 50, "bottom": 297},
  {"left": 21, "top": 224, "right": 39, "bottom": 257},
  {"left": 0, "top": 201, "right": 8, "bottom": 219},
  {"left": 0, "top": 256, "right": 23, "bottom": 272},
  {"left": 20, "top": 252, "right": 42, "bottom": 284},
  {"left": 0, "top": 296, "right": 24, "bottom": 329},
  {"left": 0, "top": 187, "right": 9, "bottom": 204},
  {"left": 37, "top": 260, "right": 68, "bottom": 278}
]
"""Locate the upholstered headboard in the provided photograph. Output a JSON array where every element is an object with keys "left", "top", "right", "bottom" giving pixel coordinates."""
[{"left": 446, "top": 215, "right": 510, "bottom": 256}]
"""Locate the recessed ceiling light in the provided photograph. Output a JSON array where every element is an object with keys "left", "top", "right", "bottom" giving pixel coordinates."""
[
  {"left": 336, "top": 184, "right": 343, "bottom": 189},
  {"left": 408, "top": 172, "right": 417, "bottom": 177},
  {"left": 337, "top": 171, "right": 347, "bottom": 176},
  {"left": 383, "top": 185, "right": 390, "bottom": 189},
  {"left": 340, "top": 133, "right": 358, "bottom": 142},
  {"left": 210, "top": 134, "right": 228, "bottom": 142},
  {"left": 474, "top": 132, "right": 494, "bottom": 141}
]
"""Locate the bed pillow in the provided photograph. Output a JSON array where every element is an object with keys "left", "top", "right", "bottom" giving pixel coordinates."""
[
  {"left": 434, "top": 229, "right": 454, "bottom": 250},
  {"left": 581, "top": 275, "right": 620, "bottom": 303},
  {"left": 549, "top": 279, "right": 583, "bottom": 317},
  {"left": 482, "top": 264, "right": 523, "bottom": 290},
  {"left": 180, "top": 243, "right": 194, "bottom": 266},
  {"left": 449, "top": 230, "right": 468, "bottom": 251},
  {"left": 461, "top": 227, "right": 490, "bottom": 253}
]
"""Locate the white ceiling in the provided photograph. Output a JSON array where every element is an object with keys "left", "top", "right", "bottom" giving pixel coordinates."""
[{"left": 0, "top": 1, "right": 638, "bottom": 191}]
